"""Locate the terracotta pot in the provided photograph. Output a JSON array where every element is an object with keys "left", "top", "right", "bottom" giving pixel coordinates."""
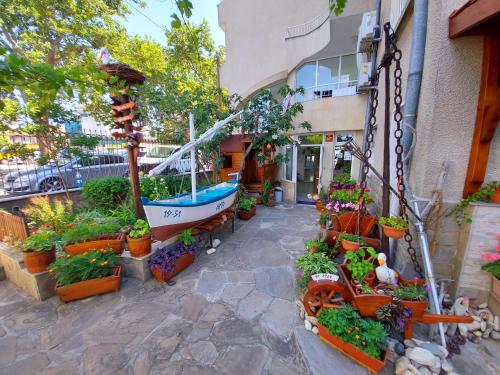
[
  {"left": 363, "top": 270, "right": 376, "bottom": 287},
  {"left": 318, "top": 324, "right": 387, "bottom": 373},
  {"left": 56, "top": 266, "right": 121, "bottom": 303},
  {"left": 238, "top": 205, "right": 256, "bottom": 220},
  {"left": 64, "top": 233, "right": 125, "bottom": 255},
  {"left": 316, "top": 201, "right": 324, "bottom": 211},
  {"left": 381, "top": 224, "right": 407, "bottom": 239},
  {"left": 22, "top": 249, "right": 56, "bottom": 274},
  {"left": 491, "top": 275, "right": 500, "bottom": 301},
  {"left": 151, "top": 253, "right": 195, "bottom": 283},
  {"left": 400, "top": 300, "right": 428, "bottom": 318},
  {"left": 127, "top": 232, "right": 151, "bottom": 257},
  {"left": 342, "top": 239, "right": 360, "bottom": 251},
  {"left": 308, "top": 246, "right": 318, "bottom": 253},
  {"left": 491, "top": 188, "right": 500, "bottom": 204}
]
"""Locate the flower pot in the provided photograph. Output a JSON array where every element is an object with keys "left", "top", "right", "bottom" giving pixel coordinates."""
[
  {"left": 22, "top": 249, "right": 56, "bottom": 274},
  {"left": 363, "top": 270, "right": 376, "bottom": 287},
  {"left": 55, "top": 266, "right": 121, "bottom": 303},
  {"left": 318, "top": 324, "right": 387, "bottom": 373},
  {"left": 381, "top": 224, "right": 407, "bottom": 239},
  {"left": 308, "top": 246, "right": 318, "bottom": 253},
  {"left": 151, "top": 253, "right": 195, "bottom": 283},
  {"left": 127, "top": 233, "right": 152, "bottom": 257},
  {"left": 64, "top": 233, "right": 125, "bottom": 255},
  {"left": 316, "top": 201, "right": 324, "bottom": 211},
  {"left": 400, "top": 300, "right": 428, "bottom": 318},
  {"left": 491, "top": 275, "right": 500, "bottom": 301},
  {"left": 238, "top": 205, "right": 256, "bottom": 220},
  {"left": 342, "top": 239, "right": 360, "bottom": 251},
  {"left": 492, "top": 188, "right": 500, "bottom": 204}
]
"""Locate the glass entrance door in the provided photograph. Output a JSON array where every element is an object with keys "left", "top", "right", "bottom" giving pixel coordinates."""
[{"left": 296, "top": 145, "right": 322, "bottom": 203}]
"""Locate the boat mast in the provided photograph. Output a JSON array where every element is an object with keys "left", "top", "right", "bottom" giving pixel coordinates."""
[{"left": 189, "top": 113, "right": 197, "bottom": 203}]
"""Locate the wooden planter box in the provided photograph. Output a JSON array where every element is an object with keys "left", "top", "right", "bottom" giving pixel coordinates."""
[
  {"left": 56, "top": 266, "right": 121, "bottom": 303},
  {"left": 151, "top": 253, "right": 195, "bottom": 283},
  {"left": 492, "top": 275, "right": 500, "bottom": 301},
  {"left": 238, "top": 205, "right": 256, "bottom": 220},
  {"left": 400, "top": 300, "right": 428, "bottom": 318},
  {"left": 64, "top": 233, "right": 125, "bottom": 255},
  {"left": 318, "top": 324, "right": 387, "bottom": 373}
]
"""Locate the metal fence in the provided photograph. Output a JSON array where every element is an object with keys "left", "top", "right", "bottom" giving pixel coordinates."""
[{"left": 0, "top": 131, "right": 194, "bottom": 200}]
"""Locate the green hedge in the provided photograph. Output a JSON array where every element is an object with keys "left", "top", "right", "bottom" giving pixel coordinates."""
[{"left": 82, "top": 177, "right": 130, "bottom": 210}]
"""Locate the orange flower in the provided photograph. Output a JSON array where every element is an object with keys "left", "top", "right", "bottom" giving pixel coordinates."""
[
  {"left": 100, "top": 261, "right": 108, "bottom": 266},
  {"left": 355, "top": 335, "right": 360, "bottom": 339},
  {"left": 48, "top": 269, "right": 54, "bottom": 273},
  {"left": 66, "top": 223, "right": 74, "bottom": 228},
  {"left": 66, "top": 254, "right": 71, "bottom": 258},
  {"left": 362, "top": 341, "right": 366, "bottom": 345},
  {"left": 101, "top": 249, "right": 107, "bottom": 254},
  {"left": 83, "top": 252, "right": 89, "bottom": 256},
  {"left": 91, "top": 258, "right": 97, "bottom": 264}
]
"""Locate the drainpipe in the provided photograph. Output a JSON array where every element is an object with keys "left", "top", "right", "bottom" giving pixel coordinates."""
[{"left": 359, "top": 0, "right": 381, "bottom": 180}]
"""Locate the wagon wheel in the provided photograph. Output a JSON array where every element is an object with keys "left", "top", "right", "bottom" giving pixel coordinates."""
[{"left": 303, "top": 280, "right": 352, "bottom": 317}]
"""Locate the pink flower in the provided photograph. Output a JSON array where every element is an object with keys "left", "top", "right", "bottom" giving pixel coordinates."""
[{"left": 482, "top": 253, "right": 500, "bottom": 261}]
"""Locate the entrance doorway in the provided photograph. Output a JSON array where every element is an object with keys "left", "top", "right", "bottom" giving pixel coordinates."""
[{"left": 296, "top": 145, "right": 322, "bottom": 203}]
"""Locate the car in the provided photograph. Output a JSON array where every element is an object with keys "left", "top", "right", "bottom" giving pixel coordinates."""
[
  {"left": 2, "top": 154, "right": 128, "bottom": 194},
  {"left": 138, "top": 145, "right": 192, "bottom": 175}
]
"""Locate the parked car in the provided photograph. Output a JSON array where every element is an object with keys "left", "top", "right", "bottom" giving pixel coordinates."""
[
  {"left": 138, "top": 145, "right": 192, "bottom": 175},
  {"left": 2, "top": 154, "right": 128, "bottom": 194}
]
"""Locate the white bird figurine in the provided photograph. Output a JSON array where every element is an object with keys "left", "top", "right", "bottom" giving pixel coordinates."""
[{"left": 375, "top": 253, "right": 398, "bottom": 286}]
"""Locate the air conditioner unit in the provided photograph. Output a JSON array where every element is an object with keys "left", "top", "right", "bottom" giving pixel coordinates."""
[
  {"left": 357, "top": 11, "right": 377, "bottom": 54},
  {"left": 357, "top": 62, "right": 371, "bottom": 91}
]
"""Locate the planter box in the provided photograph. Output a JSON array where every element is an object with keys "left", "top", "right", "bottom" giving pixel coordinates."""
[
  {"left": 238, "top": 205, "right": 256, "bottom": 220},
  {"left": 55, "top": 266, "right": 121, "bottom": 303},
  {"left": 64, "top": 233, "right": 125, "bottom": 255},
  {"left": 492, "top": 275, "right": 500, "bottom": 301},
  {"left": 151, "top": 253, "right": 195, "bottom": 283},
  {"left": 318, "top": 324, "right": 387, "bottom": 373},
  {"left": 400, "top": 300, "right": 428, "bottom": 318}
]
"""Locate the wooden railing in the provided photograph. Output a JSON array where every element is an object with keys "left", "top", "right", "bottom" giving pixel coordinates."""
[{"left": 0, "top": 211, "right": 29, "bottom": 242}]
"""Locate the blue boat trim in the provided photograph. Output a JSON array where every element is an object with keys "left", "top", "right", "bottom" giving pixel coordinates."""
[{"left": 141, "top": 183, "right": 238, "bottom": 207}]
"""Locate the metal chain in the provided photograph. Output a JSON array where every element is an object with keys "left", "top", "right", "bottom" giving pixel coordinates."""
[{"left": 388, "top": 26, "right": 423, "bottom": 276}]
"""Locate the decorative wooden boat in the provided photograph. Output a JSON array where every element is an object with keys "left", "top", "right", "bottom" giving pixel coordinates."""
[{"left": 142, "top": 181, "right": 238, "bottom": 241}]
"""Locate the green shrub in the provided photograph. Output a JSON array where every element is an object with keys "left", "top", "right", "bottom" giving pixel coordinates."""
[
  {"left": 49, "top": 248, "right": 118, "bottom": 286},
  {"left": 22, "top": 196, "right": 74, "bottom": 233},
  {"left": 23, "top": 230, "right": 59, "bottom": 252},
  {"left": 262, "top": 180, "right": 272, "bottom": 204},
  {"left": 128, "top": 219, "right": 150, "bottom": 239},
  {"left": 296, "top": 252, "right": 337, "bottom": 290},
  {"left": 237, "top": 197, "right": 256, "bottom": 211},
  {"left": 61, "top": 216, "right": 121, "bottom": 245},
  {"left": 82, "top": 177, "right": 130, "bottom": 210},
  {"left": 178, "top": 229, "right": 194, "bottom": 246},
  {"left": 378, "top": 216, "right": 409, "bottom": 229},
  {"left": 107, "top": 204, "right": 137, "bottom": 226}
]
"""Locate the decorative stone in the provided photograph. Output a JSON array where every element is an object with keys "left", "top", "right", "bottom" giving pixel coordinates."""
[
  {"left": 430, "top": 357, "right": 441, "bottom": 374},
  {"left": 311, "top": 326, "right": 318, "bottom": 335},
  {"left": 212, "top": 239, "right": 221, "bottom": 248},
  {"left": 395, "top": 342, "right": 406, "bottom": 356},
  {"left": 478, "top": 302, "right": 488, "bottom": 309},
  {"left": 305, "top": 315, "right": 318, "bottom": 326},
  {"left": 395, "top": 356, "right": 410, "bottom": 375},
  {"left": 419, "top": 342, "right": 448, "bottom": 360},
  {"left": 304, "top": 320, "right": 312, "bottom": 331},
  {"left": 206, "top": 248, "right": 216, "bottom": 255},
  {"left": 480, "top": 320, "right": 487, "bottom": 332},
  {"left": 491, "top": 330, "right": 500, "bottom": 340},
  {"left": 404, "top": 339, "right": 417, "bottom": 348},
  {"left": 465, "top": 321, "right": 481, "bottom": 331},
  {"left": 299, "top": 309, "right": 305, "bottom": 320},
  {"left": 406, "top": 363, "right": 421, "bottom": 375},
  {"left": 473, "top": 330, "right": 482, "bottom": 337},
  {"left": 406, "top": 347, "right": 437, "bottom": 367},
  {"left": 441, "top": 358, "right": 454, "bottom": 373},
  {"left": 494, "top": 316, "right": 499, "bottom": 331},
  {"left": 419, "top": 366, "right": 432, "bottom": 375},
  {"left": 471, "top": 335, "right": 482, "bottom": 344},
  {"left": 458, "top": 323, "right": 468, "bottom": 336},
  {"left": 483, "top": 327, "right": 492, "bottom": 339},
  {"left": 446, "top": 323, "right": 457, "bottom": 337}
]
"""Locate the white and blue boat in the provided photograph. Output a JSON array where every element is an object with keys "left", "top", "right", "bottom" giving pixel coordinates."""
[{"left": 143, "top": 112, "right": 242, "bottom": 240}]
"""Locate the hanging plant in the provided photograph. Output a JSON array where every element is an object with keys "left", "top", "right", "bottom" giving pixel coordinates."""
[{"left": 447, "top": 181, "right": 499, "bottom": 225}]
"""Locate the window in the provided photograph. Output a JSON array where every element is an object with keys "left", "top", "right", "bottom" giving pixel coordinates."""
[
  {"left": 222, "top": 154, "right": 232, "bottom": 169},
  {"left": 333, "top": 133, "right": 353, "bottom": 179},
  {"left": 296, "top": 54, "right": 358, "bottom": 102},
  {"left": 284, "top": 145, "right": 294, "bottom": 181}
]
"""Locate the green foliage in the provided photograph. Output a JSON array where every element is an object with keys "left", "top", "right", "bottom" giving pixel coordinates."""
[
  {"left": 379, "top": 216, "right": 409, "bottom": 230},
  {"left": 49, "top": 248, "right": 118, "bottom": 287},
  {"left": 393, "top": 284, "right": 427, "bottom": 301},
  {"left": 329, "top": 0, "right": 348, "bottom": 16},
  {"left": 128, "top": 219, "right": 150, "bottom": 239},
  {"left": 61, "top": 216, "right": 121, "bottom": 245},
  {"left": 82, "top": 177, "right": 131, "bottom": 210},
  {"left": 447, "top": 181, "right": 499, "bottom": 224},
  {"left": 304, "top": 238, "right": 321, "bottom": 250},
  {"left": 344, "top": 247, "right": 378, "bottom": 282},
  {"left": 359, "top": 284, "right": 375, "bottom": 295},
  {"left": 106, "top": 204, "right": 137, "bottom": 227},
  {"left": 319, "top": 209, "right": 330, "bottom": 226},
  {"left": 296, "top": 252, "right": 337, "bottom": 290},
  {"left": 262, "top": 180, "right": 272, "bottom": 204},
  {"left": 237, "top": 197, "right": 256, "bottom": 212},
  {"left": 178, "top": 229, "right": 194, "bottom": 246},
  {"left": 339, "top": 232, "right": 366, "bottom": 245},
  {"left": 332, "top": 172, "right": 356, "bottom": 185},
  {"left": 22, "top": 196, "right": 74, "bottom": 233},
  {"left": 318, "top": 305, "right": 388, "bottom": 359},
  {"left": 482, "top": 260, "right": 500, "bottom": 279},
  {"left": 330, "top": 187, "right": 370, "bottom": 204},
  {"left": 140, "top": 172, "right": 192, "bottom": 201},
  {"left": 23, "top": 230, "right": 58, "bottom": 252}
]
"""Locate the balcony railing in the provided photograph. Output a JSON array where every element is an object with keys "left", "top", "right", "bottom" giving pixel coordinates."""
[
  {"left": 285, "top": 11, "right": 330, "bottom": 39},
  {"left": 296, "top": 81, "right": 358, "bottom": 102}
]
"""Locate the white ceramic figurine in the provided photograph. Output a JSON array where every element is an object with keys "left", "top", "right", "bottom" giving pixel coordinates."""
[{"left": 375, "top": 253, "right": 398, "bottom": 285}]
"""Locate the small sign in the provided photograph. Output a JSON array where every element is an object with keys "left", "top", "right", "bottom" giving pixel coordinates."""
[
  {"left": 312, "top": 273, "right": 339, "bottom": 282},
  {"left": 325, "top": 134, "right": 334, "bottom": 142}
]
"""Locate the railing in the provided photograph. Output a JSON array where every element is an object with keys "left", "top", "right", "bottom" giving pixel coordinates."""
[
  {"left": 285, "top": 11, "right": 330, "bottom": 39},
  {"left": 0, "top": 210, "right": 29, "bottom": 242},
  {"left": 296, "top": 81, "right": 358, "bottom": 102}
]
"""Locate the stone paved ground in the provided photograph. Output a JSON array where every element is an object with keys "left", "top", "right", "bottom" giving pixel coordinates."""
[{"left": 0, "top": 205, "right": 319, "bottom": 375}]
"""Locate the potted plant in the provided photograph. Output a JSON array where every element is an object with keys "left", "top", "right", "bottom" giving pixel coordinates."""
[
  {"left": 378, "top": 216, "right": 409, "bottom": 239},
  {"left": 149, "top": 229, "right": 198, "bottom": 282},
  {"left": 481, "top": 241, "right": 500, "bottom": 301},
  {"left": 127, "top": 219, "right": 151, "bottom": 257},
  {"left": 319, "top": 209, "right": 330, "bottom": 229},
  {"left": 296, "top": 251, "right": 337, "bottom": 292},
  {"left": 262, "top": 180, "right": 275, "bottom": 207},
  {"left": 344, "top": 247, "right": 378, "bottom": 287},
  {"left": 340, "top": 232, "right": 365, "bottom": 251},
  {"left": 304, "top": 238, "right": 323, "bottom": 253},
  {"left": 22, "top": 230, "right": 58, "bottom": 273},
  {"left": 49, "top": 248, "right": 121, "bottom": 302},
  {"left": 317, "top": 305, "right": 388, "bottom": 373},
  {"left": 393, "top": 283, "right": 428, "bottom": 317},
  {"left": 237, "top": 197, "right": 257, "bottom": 220},
  {"left": 61, "top": 216, "right": 124, "bottom": 255}
]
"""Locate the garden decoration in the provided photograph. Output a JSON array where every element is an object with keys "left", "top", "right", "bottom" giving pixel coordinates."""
[
  {"left": 127, "top": 219, "right": 151, "bottom": 257},
  {"left": 22, "top": 229, "right": 57, "bottom": 273},
  {"left": 49, "top": 248, "right": 121, "bottom": 302},
  {"left": 378, "top": 216, "right": 409, "bottom": 239},
  {"left": 375, "top": 253, "right": 398, "bottom": 285},
  {"left": 237, "top": 197, "right": 257, "bottom": 220}
]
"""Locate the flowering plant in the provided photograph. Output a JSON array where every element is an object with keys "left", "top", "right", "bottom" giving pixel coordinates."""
[
  {"left": 48, "top": 248, "right": 118, "bottom": 286},
  {"left": 481, "top": 236, "right": 500, "bottom": 279},
  {"left": 148, "top": 232, "right": 199, "bottom": 275},
  {"left": 330, "top": 173, "right": 357, "bottom": 190}
]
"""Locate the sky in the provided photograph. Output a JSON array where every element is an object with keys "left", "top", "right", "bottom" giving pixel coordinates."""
[{"left": 124, "top": 0, "right": 225, "bottom": 47}]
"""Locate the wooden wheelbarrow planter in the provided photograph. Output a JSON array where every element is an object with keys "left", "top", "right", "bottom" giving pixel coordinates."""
[{"left": 303, "top": 266, "right": 472, "bottom": 339}]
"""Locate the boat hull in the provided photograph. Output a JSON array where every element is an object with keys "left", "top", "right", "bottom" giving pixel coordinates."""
[{"left": 142, "top": 184, "right": 238, "bottom": 241}]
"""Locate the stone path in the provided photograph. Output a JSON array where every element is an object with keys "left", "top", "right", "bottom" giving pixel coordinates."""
[{"left": 0, "top": 205, "right": 318, "bottom": 375}]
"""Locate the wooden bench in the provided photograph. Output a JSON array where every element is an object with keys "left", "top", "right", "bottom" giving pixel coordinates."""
[{"left": 192, "top": 209, "right": 235, "bottom": 247}]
